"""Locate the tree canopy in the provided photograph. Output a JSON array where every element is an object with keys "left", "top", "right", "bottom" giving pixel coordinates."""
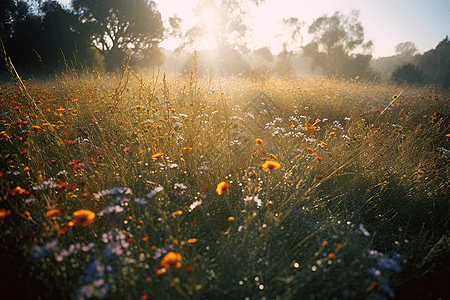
[
  {"left": 72, "top": 0, "right": 164, "bottom": 69},
  {"left": 303, "top": 10, "right": 374, "bottom": 78}
]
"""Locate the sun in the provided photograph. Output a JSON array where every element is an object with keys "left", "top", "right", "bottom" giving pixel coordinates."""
[{"left": 203, "top": 10, "right": 215, "bottom": 23}]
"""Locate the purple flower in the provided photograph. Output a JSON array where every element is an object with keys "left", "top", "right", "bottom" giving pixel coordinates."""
[
  {"left": 174, "top": 183, "right": 187, "bottom": 190},
  {"left": 146, "top": 186, "right": 164, "bottom": 198},
  {"left": 382, "top": 280, "right": 395, "bottom": 298},
  {"left": 358, "top": 224, "right": 371, "bottom": 236},
  {"left": 103, "top": 242, "right": 123, "bottom": 260},
  {"left": 134, "top": 198, "right": 147, "bottom": 207},
  {"left": 44, "top": 239, "right": 58, "bottom": 250},
  {"left": 82, "top": 243, "right": 96, "bottom": 252},
  {"left": 31, "top": 245, "right": 47, "bottom": 259},
  {"left": 378, "top": 257, "right": 401, "bottom": 272}
]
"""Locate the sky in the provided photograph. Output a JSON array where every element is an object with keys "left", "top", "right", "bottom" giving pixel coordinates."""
[{"left": 59, "top": 0, "right": 450, "bottom": 58}]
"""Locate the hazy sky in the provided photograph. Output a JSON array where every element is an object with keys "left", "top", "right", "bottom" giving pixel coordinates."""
[{"left": 59, "top": 0, "right": 449, "bottom": 58}]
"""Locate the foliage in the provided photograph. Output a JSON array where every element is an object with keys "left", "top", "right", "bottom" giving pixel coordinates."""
[
  {"left": 303, "top": 10, "right": 374, "bottom": 79},
  {"left": 72, "top": 0, "right": 164, "bottom": 71},
  {"left": 414, "top": 36, "right": 450, "bottom": 88},
  {"left": 391, "top": 63, "right": 424, "bottom": 85},
  {"left": 177, "top": 0, "right": 263, "bottom": 53}
]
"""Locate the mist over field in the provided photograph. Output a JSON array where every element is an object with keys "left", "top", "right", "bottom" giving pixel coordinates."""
[{"left": 1, "top": 1, "right": 450, "bottom": 299}]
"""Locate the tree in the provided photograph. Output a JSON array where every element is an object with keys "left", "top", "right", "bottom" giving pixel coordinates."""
[
  {"left": 0, "top": 0, "right": 17, "bottom": 43},
  {"left": 276, "top": 17, "right": 304, "bottom": 60},
  {"left": 391, "top": 63, "right": 424, "bottom": 84},
  {"left": 5, "top": 1, "right": 44, "bottom": 69},
  {"left": 395, "top": 42, "right": 418, "bottom": 57},
  {"left": 304, "top": 10, "right": 373, "bottom": 77},
  {"left": 176, "top": 0, "right": 264, "bottom": 76},
  {"left": 178, "top": 0, "right": 264, "bottom": 52},
  {"left": 72, "top": 0, "right": 164, "bottom": 70}
]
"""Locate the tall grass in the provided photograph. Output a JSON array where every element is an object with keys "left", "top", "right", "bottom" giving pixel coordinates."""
[{"left": 1, "top": 57, "right": 450, "bottom": 299}]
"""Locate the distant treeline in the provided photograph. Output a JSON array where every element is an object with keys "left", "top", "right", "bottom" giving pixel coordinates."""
[{"left": 371, "top": 37, "right": 450, "bottom": 88}]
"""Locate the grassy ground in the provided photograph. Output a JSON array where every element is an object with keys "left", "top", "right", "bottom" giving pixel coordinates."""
[{"left": 1, "top": 60, "right": 450, "bottom": 299}]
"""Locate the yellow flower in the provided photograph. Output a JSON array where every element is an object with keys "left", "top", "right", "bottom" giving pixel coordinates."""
[
  {"left": 56, "top": 107, "right": 65, "bottom": 116},
  {"left": 261, "top": 160, "right": 281, "bottom": 171},
  {"left": 216, "top": 181, "right": 230, "bottom": 195},
  {"left": 31, "top": 125, "right": 42, "bottom": 132},
  {"left": 320, "top": 141, "right": 327, "bottom": 146},
  {"left": 70, "top": 209, "right": 95, "bottom": 227},
  {"left": 269, "top": 153, "right": 277, "bottom": 160},
  {"left": 160, "top": 251, "right": 182, "bottom": 270},
  {"left": 255, "top": 138, "right": 263, "bottom": 144},
  {"left": 151, "top": 152, "right": 164, "bottom": 158}
]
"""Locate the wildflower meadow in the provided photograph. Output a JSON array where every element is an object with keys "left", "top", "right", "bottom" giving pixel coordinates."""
[{"left": 1, "top": 55, "right": 450, "bottom": 300}]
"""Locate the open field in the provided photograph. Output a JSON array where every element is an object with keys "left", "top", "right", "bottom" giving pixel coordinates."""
[{"left": 1, "top": 60, "right": 450, "bottom": 299}]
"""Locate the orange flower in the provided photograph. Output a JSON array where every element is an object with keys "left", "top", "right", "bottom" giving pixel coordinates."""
[
  {"left": 187, "top": 238, "right": 197, "bottom": 244},
  {"left": 21, "top": 166, "right": 30, "bottom": 176},
  {"left": 142, "top": 236, "right": 149, "bottom": 242},
  {"left": 216, "top": 181, "right": 230, "bottom": 195},
  {"left": 57, "top": 107, "right": 65, "bottom": 116},
  {"left": 11, "top": 186, "right": 26, "bottom": 196},
  {"left": 330, "top": 132, "right": 336, "bottom": 136},
  {"left": 305, "top": 123, "right": 315, "bottom": 131},
  {"left": 261, "top": 160, "right": 281, "bottom": 171},
  {"left": 172, "top": 210, "right": 183, "bottom": 217},
  {"left": 31, "top": 125, "right": 41, "bottom": 132},
  {"left": 155, "top": 268, "right": 166, "bottom": 277},
  {"left": 366, "top": 281, "right": 379, "bottom": 293},
  {"left": 0, "top": 209, "right": 11, "bottom": 220},
  {"left": 328, "top": 253, "right": 336, "bottom": 259},
  {"left": 337, "top": 243, "right": 343, "bottom": 250},
  {"left": 152, "top": 152, "right": 164, "bottom": 158},
  {"left": 269, "top": 153, "right": 277, "bottom": 160},
  {"left": 306, "top": 147, "right": 314, "bottom": 154},
  {"left": 255, "top": 138, "right": 263, "bottom": 144},
  {"left": 46, "top": 209, "right": 61, "bottom": 219},
  {"left": 160, "top": 251, "right": 182, "bottom": 270},
  {"left": 70, "top": 209, "right": 95, "bottom": 227},
  {"left": 183, "top": 146, "right": 192, "bottom": 151},
  {"left": 228, "top": 216, "right": 235, "bottom": 222},
  {"left": 322, "top": 240, "right": 328, "bottom": 246}
]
